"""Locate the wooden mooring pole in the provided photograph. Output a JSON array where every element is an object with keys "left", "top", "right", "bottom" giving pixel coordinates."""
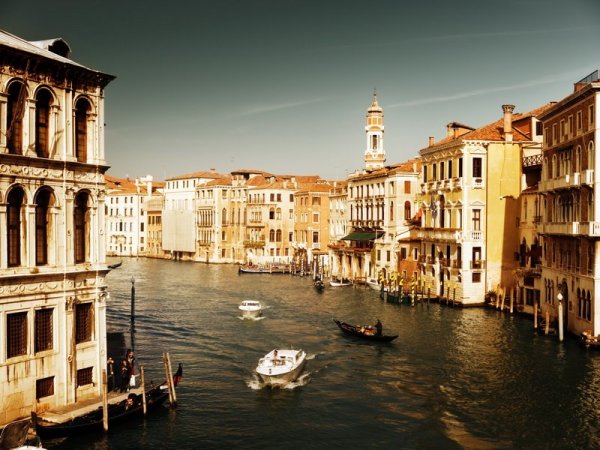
[
  {"left": 102, "top": 369, "right": 108, "bottom": 432},
  {"left": 163, "top": 353, "right": 173, "bottom": 405},
  {"left": 166, "top": 352, "right": 178, "bottom": 406},
  {"left": 130, "top": 277, "right": 136, "bottom": 323},
  {"left": 141, "top": 365, "right": 147, "bottom": 415}
]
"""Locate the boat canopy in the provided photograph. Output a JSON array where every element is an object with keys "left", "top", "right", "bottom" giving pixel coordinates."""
[{"left": 341, "top": 231, "right": 382, "bottom": 241}]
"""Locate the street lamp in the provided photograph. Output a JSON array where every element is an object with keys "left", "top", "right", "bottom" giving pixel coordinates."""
[{"left": 557, "top": 289, "right": 564, "bottom": 342}]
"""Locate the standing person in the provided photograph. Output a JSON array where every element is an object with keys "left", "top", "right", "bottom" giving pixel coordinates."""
[
  {"left": 375, "top": 319, "right": 383, "bottom": 336},
  {"left": 107, "top": 357, "right": 115, "bottom": 392},
  {"left": 125, "top": 349, "right": 135, "bottom": 390},
  {"left": 120, "top": 349, "right": 135, "bottom": 392}
]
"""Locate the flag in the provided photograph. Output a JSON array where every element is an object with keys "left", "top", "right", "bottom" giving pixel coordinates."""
[{"left": 173, "top": 363, "right": 183, "bottom": 387}]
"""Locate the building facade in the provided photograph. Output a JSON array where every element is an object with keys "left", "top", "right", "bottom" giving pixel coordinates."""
[
  {"left": 0, "top": 30, "right": 114, "bottom": 424},
  {"left": 538, "top": 71, "right": 600, "bottom": 336}
]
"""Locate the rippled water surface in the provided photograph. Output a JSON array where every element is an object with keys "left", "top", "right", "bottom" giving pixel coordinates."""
[{"left": 49, "top": 259, "right": 600, "bottom": 449}]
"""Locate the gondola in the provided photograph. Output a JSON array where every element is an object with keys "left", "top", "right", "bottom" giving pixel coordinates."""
[
  {"left": 333, "top": 319, "right": 398, "bottom": 342},
  {"left": 107, "top": 262, "right": 122, "bottom": 269},
  {"left": 33, "top": 364, "right": 183, "bottom": 439}
]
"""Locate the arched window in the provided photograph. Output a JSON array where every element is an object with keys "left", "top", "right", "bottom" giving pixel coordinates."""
[
  {"left": 74, "top": 192, "right": 90, "bottom": 263},
  {"left": 35, "top": 188, "right": 53, "bottom": 265},
  {"left": 7, "top": 81, "right": 26, "bottom": 155},
  {"left": 588, "top": 141, "right": 595, "bottom": 171},
  {"left": 7, "top": 187, "right": 25, "bottom": 267},
  {"left": 404, "top": 201, "right": 411, "bottom": 221},
  {"left": 269, "top": 229, "right": 275, "bottom": 242},
  {"left": 36, "top": 89, "right": 52, "bottom": 158},
  {"left": 75, "top": 97, "right": 91, "bottom": 163},
  {"left": 222, "top": 208, "right": 227, "bottom": 225},
  {"left": 276, "top": 229, "right": 282, "bottom": 242},
  {"left": 389, "top": 201, "right": 394, "bottom": 221}
]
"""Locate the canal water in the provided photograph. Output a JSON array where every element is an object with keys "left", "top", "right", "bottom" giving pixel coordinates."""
[{"left": 47, "top": 258, "right": 600, "bottom": 449}]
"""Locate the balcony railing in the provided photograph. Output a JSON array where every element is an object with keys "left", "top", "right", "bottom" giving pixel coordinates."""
[{"left": 470, "top": 260, "right": 486, "bottom": 270}]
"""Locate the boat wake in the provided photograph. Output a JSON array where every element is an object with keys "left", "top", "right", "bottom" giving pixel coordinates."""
[
  {"left": 238, "top": 315, "right": 265, "bottom": 321},
  {"left": 246, "top": 371, "right": 311, "bottom": 390}
]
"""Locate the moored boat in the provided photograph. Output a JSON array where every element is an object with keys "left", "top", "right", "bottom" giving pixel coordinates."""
[
  {"left": 33, "top": 364, "right": 183, "bottom": 439},
  {"left": 238, "top": 264, "right": 290, "bottom": 274},
  {"left": 333, "top": 319, "right": 398, "bottom": 342},
  {"left": 255, "top": 349, "right": 306, "bottom": 385},
  {"left": 329, "top": 278, "right": 352, "bottom": 287},
  {"left": 366, "top": 277, "right": 387, "bottom": 291},
  {"left": 238, "top": 300, "right": 262, "bottom": 318}
]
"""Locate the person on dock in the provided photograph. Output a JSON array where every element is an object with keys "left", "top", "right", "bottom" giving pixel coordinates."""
[
  {"left": 375, "top": 319, "right": 383, "bottom": 336},
  {"left": 120, "top": 349, "right": 135, "bottom": 392}
]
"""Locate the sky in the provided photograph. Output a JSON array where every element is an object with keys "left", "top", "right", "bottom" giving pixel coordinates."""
[{"left": 2, "top": 0, "right": 600, "bottom": 181}]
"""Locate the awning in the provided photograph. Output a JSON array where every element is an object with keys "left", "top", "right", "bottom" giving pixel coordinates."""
[{"left": 341, "top": 231, "right": 380, "bottom": 241}]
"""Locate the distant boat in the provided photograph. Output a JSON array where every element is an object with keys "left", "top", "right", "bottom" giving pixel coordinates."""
[
  {"left": 238, "top": 300, "right": 262, "bottom": 318},
  {"left": 333, "top": 319, "right": 398, "bottom": 343},
  {"left": 329, "top": 278, "right": 352, "bottom": 287},
  {"left": 238, "top": 264, "right": 289, "bottom": 274},
  {"left": 108, "top": 262, "right": 122, "bottom": 269}
]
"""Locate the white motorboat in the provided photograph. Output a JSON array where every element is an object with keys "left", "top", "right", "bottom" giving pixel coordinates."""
[
  {"left": 255, "top": 349, "right": 306, "bottom": 385},
  {"left": 366, "top": 277, "right": 387, "bottom": 291},
  {"left": 239, "top": 300, "right": 262, "bottom": 318},
  {"left": 329, "top": 278, "right": 352, "bottom": 287}
]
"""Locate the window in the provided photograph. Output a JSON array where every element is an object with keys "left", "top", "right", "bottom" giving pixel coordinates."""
[
  {"left": 7, "top": 188, "right": 25, "bottom": 267},
  {"left": 75, "top": 98, "right": 91, "bottom": 163},
  {"left": 404, "top": 180, "right": 411, "bottom": 193},
  {"left": 269, "top": 208, "right": 275, "bottom": 220},
  {"left": 458, "top": 158, "right": 463, "bottom": 177},
  {"left": 472, "top": 272, "right": 481, "bottom": 283},
  {"left": 276, "top": 229, "right": 282, "bottom": 242},
  {"left": 7, "top": 311, "right": 28, "bottom": 358},
  {"left": 75, "top": 303, "right": 93, "bottom": 344},
  {"left": 312, "top": 197, "right": 320, "bottom": 206},
  {"left": 473, "top": 158, "right": 482, "bottom": 178},
  {"left": 590, "top": 105, "right": 595, "bottom": 127},
  {"left": 472, "top": 209, "right": 481, "bottom": 231},
  {"left": 7, "top": 81, "right": 25, "bottom": 155},
  {"left": 35, "top": 89, "right": 52, "bottom": 158},
  {"left": 74, "top": 192, "right": 89, "bottom": 263},
  {"left": 277, "top": 194, "right": 282, "bottom": 202},
  {"left": 35, "top": 308, "right": 53, "bottom": 353},
  {"left": 312, "top": 231, "right": 319, "bottom": 244},
  {"left": 404, "top": 201, "right": 411, "bottom": 220},
  {"left": 387, "top": 251, "right": 391, "bottom": 262},
  {"left": 423, "top": 166, "right": 428, "bottom": 182},
  {"left": 36, "top": 377, "right": 54, "bottom": 399},
  {"left": 77, "top": 367, "right": 93, "bottom": 387},
  {"left": 448, "top": 160, "right": 453, "bottom": 178},
  {"left": 432, "top": 164, "right": 437, "bottom": 180},
  {"left": 440, "top": 162, "right": 445, "bottom": 179},
  {"left": 313, "top": 213, "right": 319, "bottom": 223},
  {"left": 35, "top": 189, "right": 52, "bottom": 265}
]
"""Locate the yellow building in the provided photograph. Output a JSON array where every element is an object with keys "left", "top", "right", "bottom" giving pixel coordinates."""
[{"left": 417, "top": 104, "right": 550, "bottom": 305}]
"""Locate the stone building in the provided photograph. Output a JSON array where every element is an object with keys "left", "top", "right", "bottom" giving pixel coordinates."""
[
  {"left": 416, "top": 104, "right": 550, "bottom": 305},
  {"left": 537, "top": 70, "right": 600, "bottom": 336},
  {"left": 105, "top": 175, "right": 158, "bottom": 257},
  {"left": 0, "top": 29, "right": 114, "bottom": 424}
]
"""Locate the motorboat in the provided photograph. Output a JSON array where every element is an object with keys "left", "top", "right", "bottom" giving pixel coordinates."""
[
  {"left": 255, "top": 349, "right": 306, "bottom": 385},
  {"left": 238, "top": 300, "right": 262, "bottom": 318},
  {"left": 366, "top": 277, "right": 385, "bottom": 291},
  {"left": 329, "top": 278, "right": 352, "bottom": 287}
]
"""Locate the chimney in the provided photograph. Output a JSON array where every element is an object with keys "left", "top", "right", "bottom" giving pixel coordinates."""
[
  {"left": 502, "top": 104, "right": 515, "bottom": 143},
  {"left": 428, "top": 136, "right": 435, "bottom": 147},
  {"left": 446, "top": 123, "right": 453, "bottom": 138}
]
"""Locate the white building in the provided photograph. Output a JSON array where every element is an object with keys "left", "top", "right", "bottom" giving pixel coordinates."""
[
  {"left": 105, "top": 175, "right": 156, "bottom": 256},
  {"left": 162, "top": 170, "right": 221, "bottom": 260},
  {"left": 0, "top": 29, "right": 114, "bottom": 424}
]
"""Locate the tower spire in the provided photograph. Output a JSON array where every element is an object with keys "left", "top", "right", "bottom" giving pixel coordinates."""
[{"left": 364, "top": 92, "right": 385, "bottom": 170}]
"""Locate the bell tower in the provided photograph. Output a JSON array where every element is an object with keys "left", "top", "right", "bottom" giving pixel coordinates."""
[{"left": 364, "top": 90, "right": 386, "bottom": 170}]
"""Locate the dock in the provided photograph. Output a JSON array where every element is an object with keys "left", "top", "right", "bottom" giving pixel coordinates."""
[{"left": 38, "top": 388, "right": 143, "bottom": 424}]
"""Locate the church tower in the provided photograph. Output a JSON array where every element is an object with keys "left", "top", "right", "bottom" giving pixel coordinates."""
[{"left": 364, "top": 91, "right": 386, "bottom": 170}]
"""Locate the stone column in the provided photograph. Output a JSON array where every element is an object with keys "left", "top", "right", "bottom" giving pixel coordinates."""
[
  {"left": 0, "top": 93, "right": 8, "bottom": 150},
  {"left": 0, "top": 205, "right": 6, "bottom": 269},
  {"left": 26, "top": 202, "right": 36, "bottom": 267}
]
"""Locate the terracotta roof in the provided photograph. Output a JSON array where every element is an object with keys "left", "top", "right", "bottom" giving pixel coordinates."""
[
  {"left": 166, "top": 170, "right": 222, "bottom": 181},
  {"left": 422, "top": 103, "right": 554, "bottom": 151}
]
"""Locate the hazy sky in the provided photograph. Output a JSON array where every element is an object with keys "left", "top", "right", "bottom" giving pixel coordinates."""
[{"left": 3, "top": 0, "right": 600, "bottom": 181}]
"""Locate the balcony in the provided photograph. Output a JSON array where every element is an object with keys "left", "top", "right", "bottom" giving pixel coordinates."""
[
  {"left": 579, "top": 221, "right": 600, "bottom": 236},
  {"left": 452, "top": 178, "right": 463, "bottom": 190},
  {"left": 540, "top": 222, "right": 580, "bottom": 235},
  {"left": 584, "top": 169, "right": 595, "bottom": 186},
  {"left": 470, "top": 260, "right": 486, "bottom": 270},
  {"left": 243, "top": 239, "right": 266, "bottom": 248},
  {"left": 416, "top": 228, "right": 461, "bottom": 242}
]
